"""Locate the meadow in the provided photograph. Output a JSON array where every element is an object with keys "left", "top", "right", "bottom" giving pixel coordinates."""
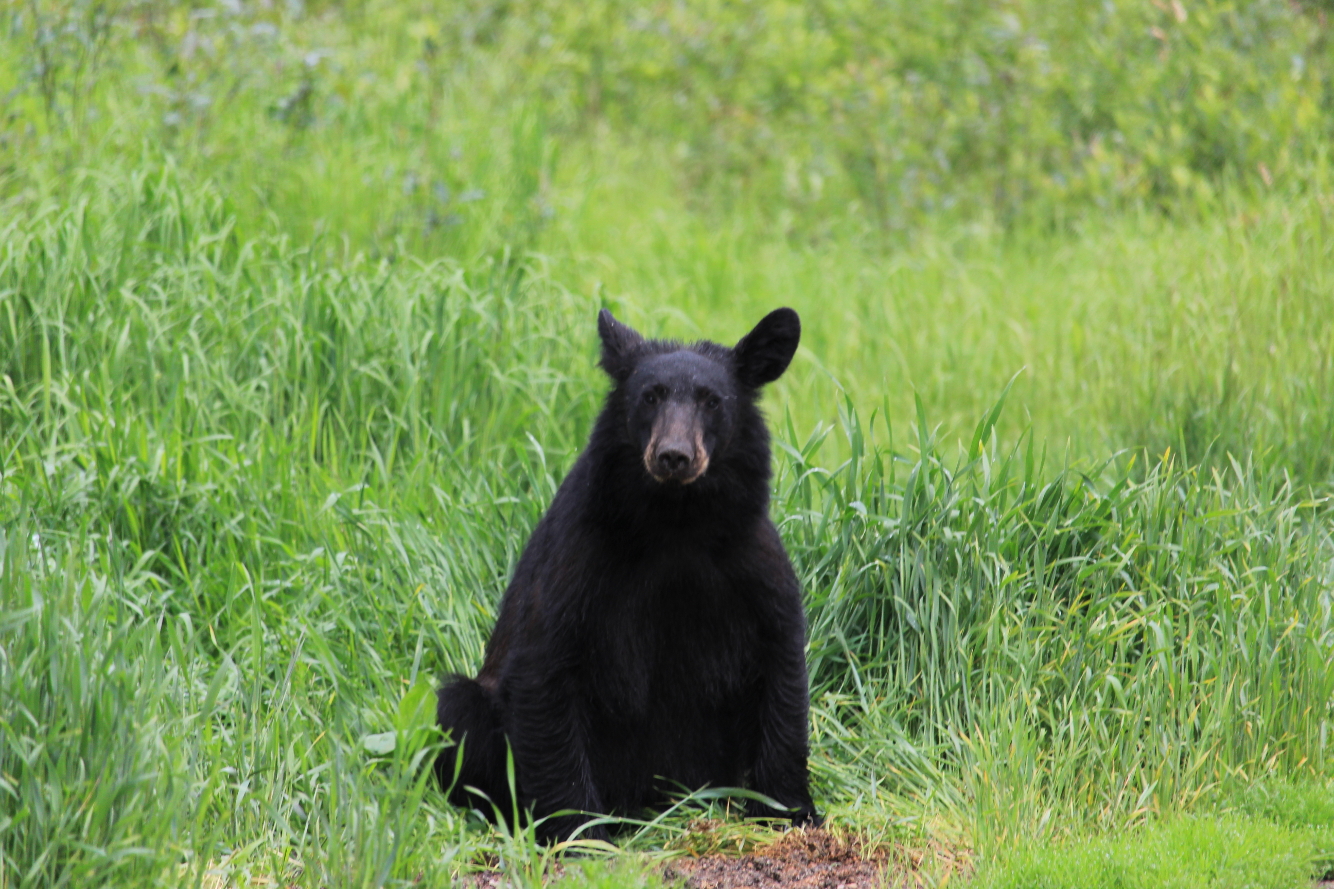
[{"left": 2, "top": 1, "right": 1334, "bottom": 886}]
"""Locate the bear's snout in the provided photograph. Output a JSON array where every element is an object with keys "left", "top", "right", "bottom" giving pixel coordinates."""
[
  {"left": 656, "top": 448, "right": 691, "bottom": 475},
  {"left": 645, "top": 402, "right": 709, "bottom": 484}
]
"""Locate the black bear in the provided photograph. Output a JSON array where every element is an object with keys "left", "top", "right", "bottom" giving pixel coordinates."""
[{"left": 435, "top": 307, "right": 818, "bottom": 843}]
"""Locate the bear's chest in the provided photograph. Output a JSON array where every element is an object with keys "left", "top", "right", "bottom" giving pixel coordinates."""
[{"left": 582, "top": 556, "right": 763, "bottom": 716}]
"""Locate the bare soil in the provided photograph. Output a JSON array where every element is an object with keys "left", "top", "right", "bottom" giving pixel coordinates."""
[
  {"left": 460, "top": 825, "right": 969, "bottom": 888},
  {"left": 661, "top": 828, "right": 895, "bottom": 889}
]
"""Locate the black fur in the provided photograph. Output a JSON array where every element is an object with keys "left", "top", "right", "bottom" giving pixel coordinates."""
[{"left": 435, "top": 308, "right": 818, "bottom": 843}]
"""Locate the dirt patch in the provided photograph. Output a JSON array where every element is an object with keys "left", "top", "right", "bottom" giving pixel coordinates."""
[
  {"left": 661, "top": 827, "right": 895, "bottom": 889},
  {"left": 459, "top": 824, "right": 969, "bottom": 887}
]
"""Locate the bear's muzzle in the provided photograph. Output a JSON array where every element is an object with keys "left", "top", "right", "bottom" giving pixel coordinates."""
[{"left": 644, "top": 403, "right": 709, "bottom": 484}]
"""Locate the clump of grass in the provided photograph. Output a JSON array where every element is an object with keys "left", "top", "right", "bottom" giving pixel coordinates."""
[
  {"left": 0, "top": 524, "right": 190, "bottom": 889},
  {"left": 977, "top": 815, "right": 1321, "bottom": 889},
  {"left": 781, "top": 398, "right": 1334, "bottom": 845},
  {"left": 1216, "top": 778, "right": 1334, "bottom": 880}
]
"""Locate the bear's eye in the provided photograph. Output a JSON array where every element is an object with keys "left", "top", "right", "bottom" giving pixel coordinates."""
[
  {"left": 642, "top": 390, "right": 659, "bottom": 406},
  {"left": 704, "top": 395, "right": 722, "bottom": 411}
]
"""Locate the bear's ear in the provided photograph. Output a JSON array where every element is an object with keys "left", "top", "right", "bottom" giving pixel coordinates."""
[
  {"left": 597, "top": 309, "right": 644, "bottom": 381},
  {"left": 734, "top": 308, "right": 801, "bottom": 388}
]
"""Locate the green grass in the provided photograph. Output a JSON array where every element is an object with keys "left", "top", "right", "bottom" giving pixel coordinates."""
[
  {"left": 3, "top": 2, "right": 1334, "bottom": 887},
  {"left": 976, "top": 778, "right": 1334, "bottom": 889},
  {"left": 7, "top": 0, "right": 1334, "bottom": 475},
  {"left": 978, "top": 814, "right": 1322, "bottom": 889}
]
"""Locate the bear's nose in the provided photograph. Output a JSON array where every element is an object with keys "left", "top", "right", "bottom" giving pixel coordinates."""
[{"left": 656, "top": 449, "right": 690, "bottom": 475}]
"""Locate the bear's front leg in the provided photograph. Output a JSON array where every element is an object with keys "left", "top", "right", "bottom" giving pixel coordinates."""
[
  {"left": 745, "top": 639, "right": 820, "bottom": 827},
  {"left": 504, "top": 659, "right": 611, "bottom": 844}
]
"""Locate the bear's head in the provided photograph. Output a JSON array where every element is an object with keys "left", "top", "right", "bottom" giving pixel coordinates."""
[{"left": 597, "top": 308, "right": 801, "bottom": 485}]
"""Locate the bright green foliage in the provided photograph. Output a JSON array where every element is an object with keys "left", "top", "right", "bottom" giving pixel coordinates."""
[
  {"left": 0, "top": 536, "right": 191, "bottom": 888},
  {"left": 787, "top": 412, "right": 1334, "bottom": 838},
  {"left": 2, "top": 2, "right": 1334, "bottom": 888},
  {"left": 431, "top": 0, "right": 1331, "bottom": 226},
  {"left": 5, "top": 1, "right": 1334, "bottom": 479},
  {"left": 1220, "top": 779, "right": 1334, "bottom": 878},
  {"left": 10, "top": 0, "right": 1334, "bottom": 228},
  {"left": 2, "top": 173, "right": 1332, "bottom": 886},
  {"left": 4, "top": 0, "right": 1334, "bottom": 236},
  {"left": 979, "top": 815, "right": 1318, "bottom": 889}
]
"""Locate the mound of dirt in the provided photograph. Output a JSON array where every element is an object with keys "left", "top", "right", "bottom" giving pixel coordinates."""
[{"left": 662, "top": 827, "right": 893, "bottom": 889}]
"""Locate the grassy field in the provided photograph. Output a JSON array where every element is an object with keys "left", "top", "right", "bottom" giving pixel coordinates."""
[{"left": 3, "top": 2, "right": 1334, "bottom": 887}]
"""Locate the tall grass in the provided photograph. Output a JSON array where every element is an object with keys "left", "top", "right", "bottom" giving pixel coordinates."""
[
  {"left": 4, "top": 2, "right": 1334, "bottom": 885},
  {"left": 6, "top": 1, "right": 1334, "bottom": 480},
  {"left": 785, "top": 407, "right": 1333, "bottom": 844},
  {"left": 2, "top": 172, "right": 1331, "bottom": 885}
]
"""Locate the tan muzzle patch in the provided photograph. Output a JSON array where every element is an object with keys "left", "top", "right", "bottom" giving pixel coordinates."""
[{"left": 644, "top": 405, "right": 709, "bottom": 484}]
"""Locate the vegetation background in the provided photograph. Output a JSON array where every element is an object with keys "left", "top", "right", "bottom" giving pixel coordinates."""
[{"left": 2, "top": 0, "right": 1333, "bottom": 886}]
